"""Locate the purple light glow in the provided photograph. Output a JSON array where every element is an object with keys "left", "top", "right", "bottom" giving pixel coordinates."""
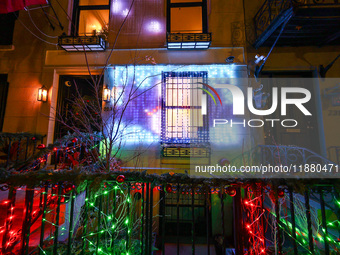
[
  {"left": 111, "top": 0, "right": 122, "bottom": 14},
  {"left": 147, "top": 21, "right": 162, "bottom": 33}
]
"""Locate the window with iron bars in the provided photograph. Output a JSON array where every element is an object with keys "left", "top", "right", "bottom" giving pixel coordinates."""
[
  {"left": 164, "top": 191, "right": 208, "bottom": 242},
  {"left": 161, "top": 71, "right": 209, "bottom": 145}
]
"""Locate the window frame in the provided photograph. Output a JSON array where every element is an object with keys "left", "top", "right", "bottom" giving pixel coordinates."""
[
  {"left": 161, "top": 189, "right": 210, "bottom": 242},
  {"left": 166, "top": 0, "right": 208, "bottom": 34},
  {"left": 71, "top": 0, "right": 110, "bottom": 36}
]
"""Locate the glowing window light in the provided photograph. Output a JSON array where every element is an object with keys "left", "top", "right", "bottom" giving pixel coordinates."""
[{"left": 106, "top": 64, "right": 241, "bottom": 145}]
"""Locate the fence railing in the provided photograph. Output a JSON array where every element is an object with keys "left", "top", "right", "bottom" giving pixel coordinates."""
[
  {"left": 0, "top": 174, "right": 243, "bottom": 255},
  {"left": 230, "top": 145, "right": 338, "bottom": 177},
  {"left": 0, "top": 133, "right": 45, "bottom": 170},
  {"left": 258, "top": 145, "right": 336, "bottom": 166},
  {"left": 1, "top": 137, "right": 340, "bottom": 254},
  {"left": 0, "top": 132, "right": 103, "bottom": 174},
  {"left": 0, "top": 173, "right": 339, "bottom": 254}
]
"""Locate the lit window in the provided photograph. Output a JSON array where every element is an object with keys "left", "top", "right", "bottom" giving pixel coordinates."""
[
  {"left": 167, "top": 0, "right": 207, "bottom": 34},
  {"left": 72, "top": 0, "right": 110, "bottom": 36},
  {"left": 161, "top": 72, "right": 209, "bottom": 144}
]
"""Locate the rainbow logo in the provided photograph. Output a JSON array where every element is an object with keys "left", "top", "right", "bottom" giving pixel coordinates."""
[
  {"left": 197, "top": 82, "right": 222, "bottom": 115},
  {"left": 197, "top": 82, "right": 222, "bottom": 106}
]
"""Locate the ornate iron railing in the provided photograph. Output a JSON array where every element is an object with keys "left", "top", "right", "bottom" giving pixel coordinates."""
[
  {"left": 58, "top": 35, "right": 106, "bottom": 52},
  {"left": 0, "top": 143, "right": 339, "bottom": 254},
  {"left": 0, "top": 132, "right": 102, "bottom": 174},
  {"left": 254, "top": 0, "right": 340, "bottom": 40},
  {"left": 258, "top": 145, "right": 335, "bottom": 166},
  {"left": 166, "top": 33, "right": 212, "bottom": 49},
  {"left": 0, "top": 173, "right": 338, "bottom": 254},
  {"left": 231, "top": 145, "right": 337, "bottom": 167},
  {"left": 229, "top": 145, "right": 338, "bottom": 178},
  {"left": 0, "top": 133, "right": 45, "bottom": 170}
]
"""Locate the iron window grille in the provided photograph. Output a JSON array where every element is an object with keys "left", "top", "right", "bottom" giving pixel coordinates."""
[
  {"left": 161, "top": 71, "right": 209, "bottom": 146},
  {"left": 164, "top": 191, "right": 208, "bottom": 240}
]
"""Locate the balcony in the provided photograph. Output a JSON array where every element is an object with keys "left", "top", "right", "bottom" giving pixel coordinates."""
[
  {"left": 166, "top": 33, "right": 212, "bottom": 50},
  {"left": 58, "top": 35, "right": 106, "bottom": 52},
  {"left": 253, "top": 0, "right": 340, "bottom": 48}
]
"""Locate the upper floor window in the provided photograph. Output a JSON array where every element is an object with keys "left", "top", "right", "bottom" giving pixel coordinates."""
[
  {"left": 0, "top": 12, "right": 17, "bottom": 45},
  {"left": 166, "top": 0, "right": 207, "bottom": 34},
  {"left": 161, "top": 71, "right": 209, "bottom": 145},
  {"left": 72, "top": 0, "right": 110, "bottom": 36}
]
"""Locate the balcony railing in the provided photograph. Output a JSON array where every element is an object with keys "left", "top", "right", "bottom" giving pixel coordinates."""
[
  {"left": 166, "top": 33, "right": 212, "bottom": 50},
  {"left": 58, "top": 35, "right": 106, "bottom": 52}
]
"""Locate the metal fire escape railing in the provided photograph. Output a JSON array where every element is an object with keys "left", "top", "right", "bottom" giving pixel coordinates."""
[{"left": 254, "top": 0, "right": 340, "bottom": 42}]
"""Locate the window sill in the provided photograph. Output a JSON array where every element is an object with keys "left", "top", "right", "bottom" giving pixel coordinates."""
[{"left": 0, "top": 45, "right": 15, "bottom": 51}]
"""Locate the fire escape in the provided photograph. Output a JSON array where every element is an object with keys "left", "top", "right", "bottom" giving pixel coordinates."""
[{"left": 253, "top": 0, "right": 340, "bottom": 48}]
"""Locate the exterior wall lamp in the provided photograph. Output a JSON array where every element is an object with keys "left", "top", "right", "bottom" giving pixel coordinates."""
[
  {"left": 37, "top": 86, "right": 48, "bottom": 102},
  {"left": 103, "top": 87, "right": 111, "bottom": 102}
]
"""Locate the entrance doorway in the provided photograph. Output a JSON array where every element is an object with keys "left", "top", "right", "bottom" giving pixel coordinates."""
[
  {"left": 261, "top": 71, "right": 321, "bottom": 153},
  {"left": 54, "top": 75, "right": 103, "bottom": 140}
]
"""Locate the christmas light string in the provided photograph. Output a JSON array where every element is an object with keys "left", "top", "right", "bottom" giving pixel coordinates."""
[
  {"left": 0, "top": 168, "right": 339, "bottom": 254},
  {"left": 243, "top": 184, "right": 266, "bottom": 255},
  {"left": 18, "top": 134, "right": 103, "bottom": 173}
]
